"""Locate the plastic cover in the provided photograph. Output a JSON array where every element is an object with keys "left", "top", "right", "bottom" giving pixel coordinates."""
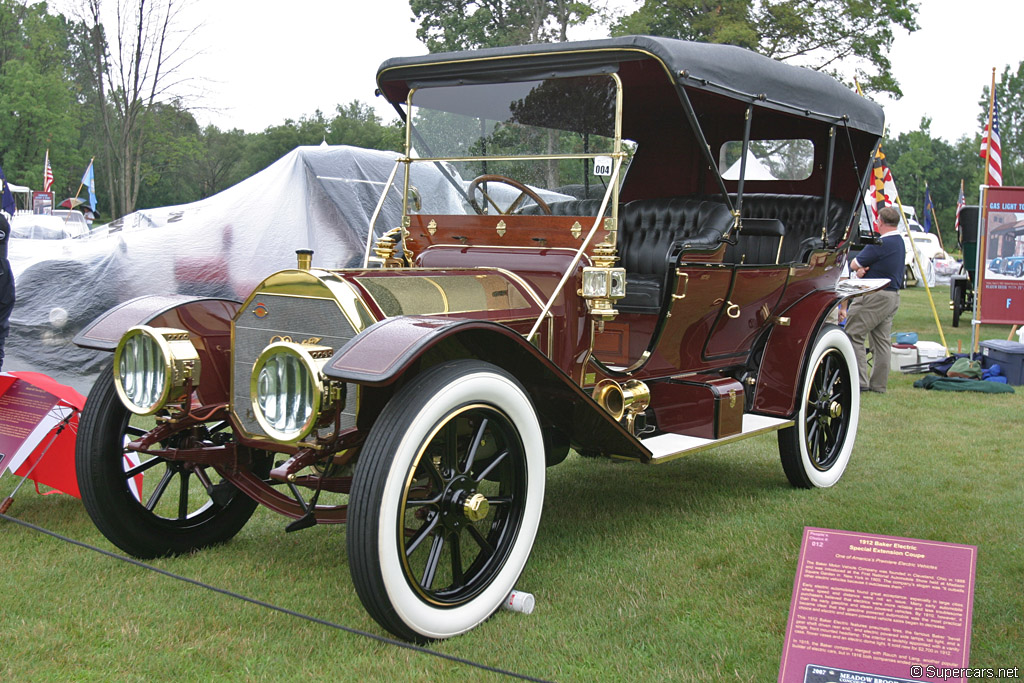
[{"left": 7, "top": 145, "right": 467, "bottom": 382}]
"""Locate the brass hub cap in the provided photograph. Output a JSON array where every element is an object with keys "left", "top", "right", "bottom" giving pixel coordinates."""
[{"left": 462, "top": 492, "right": 489, "bottom": 522}]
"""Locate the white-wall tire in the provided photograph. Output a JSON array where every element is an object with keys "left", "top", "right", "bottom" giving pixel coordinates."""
[
  {"left": 347, "top": 360, "right": 545, "bottom": 641},
  {"left": 777, "top": 325, "right": 860, "bottom": 488}
]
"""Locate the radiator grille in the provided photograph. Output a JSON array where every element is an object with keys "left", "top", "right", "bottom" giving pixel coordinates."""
[{"left": 232, "top": 294, "right": 359, "bottom": 440}]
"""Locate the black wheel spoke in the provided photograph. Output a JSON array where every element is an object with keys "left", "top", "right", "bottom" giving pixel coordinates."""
[
  {"left": 144, "top": 467, "right": 175, "bottom": 511},
  {"left": 463, "top": 417, "right": 489, "bottom": 474},
  {"left": 443, "top": 421, "right": 459, "bottom": 474},
  {"left": 123, "top": 455, "right": 164, "bottom": 480},
  {"left": 420, "top": 534, "right": 446, "bottom": 590},
  {"left": 177, "top": 471, "right": 191, "bottom": 519},
  {"left": 474, "top": 449, "right": 508, "bottom": 482},
  {"left": 467, "top": 524, "right": 495, "bottom": 557},
  {"left": 420, "top": 457, "right": 445, "bottom": 490},
  {"left": 405, "top": 516, "right": 439, "bottom": 557},
  {"left": 449, "top": 533, "right": 464, "bottom": 585}
]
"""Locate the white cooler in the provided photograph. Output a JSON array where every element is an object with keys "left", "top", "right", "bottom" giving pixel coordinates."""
[
  {"left": 916, "top": 341, "right": 947, "bottom": 365},
  {"left": 890, "top": 344, "right": 918, "bottom": 371}
]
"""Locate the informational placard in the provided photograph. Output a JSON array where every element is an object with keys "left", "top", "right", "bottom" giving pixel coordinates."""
[
  {"left": 977, "top": 185, "right": 1024, "bottom": 325},
  {"left": 0, "top": 375, "right": 60, "bottom": 473},
  {"left": 779, "top": 528, "right": 977, "bottom": 683},
  {"left": 31, "top": 190, "right": 53, "bottom": 214}
]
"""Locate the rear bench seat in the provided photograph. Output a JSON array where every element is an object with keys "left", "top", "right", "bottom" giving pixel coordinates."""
[{"left": 707, "top": 194, "right": 853, "bottom": 263}]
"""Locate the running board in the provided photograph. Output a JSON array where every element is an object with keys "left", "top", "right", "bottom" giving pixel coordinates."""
[{"left": 637, "top": 414, "right": 794, "bottom": 464}]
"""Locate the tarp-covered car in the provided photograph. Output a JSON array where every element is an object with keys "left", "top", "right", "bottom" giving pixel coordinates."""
[{"left": 73, "top": 36, "right": 886, "bottom": 642}]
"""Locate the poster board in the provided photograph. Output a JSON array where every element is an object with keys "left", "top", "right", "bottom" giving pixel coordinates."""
[
  {"left": 31, "top": 190, "right": 53, "bottom": 214},
  {"left": 976, "top": 185, "right": 1024, "bottom": 324},
  {"left": 779, "top": 528, "right": 977, "bottom": 683}
]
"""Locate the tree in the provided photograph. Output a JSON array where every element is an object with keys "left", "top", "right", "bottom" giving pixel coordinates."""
[
  {"left": 79, "top": 0, "right": 200, "bottom": 218},
  {"left": 884, "top": 118, "right": 980, "bottom": 250},
  {"left": 0, "top": 0, "right": 88, "bottom": 197},
  {"left": 410, "top": 0, "right": 596, "bottom": 52},
  {"left": 612, "top": 0, "right": 920, "bottom": 98}
]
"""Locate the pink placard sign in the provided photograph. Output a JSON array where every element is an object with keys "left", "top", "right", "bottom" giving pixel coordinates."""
[{"left": 779, "top": 528, "right": 977, "bottom": 683}]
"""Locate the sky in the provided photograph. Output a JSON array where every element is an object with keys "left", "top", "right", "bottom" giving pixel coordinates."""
[{"left": 180, "top": 0, "right": 1024, "bottom": 144}]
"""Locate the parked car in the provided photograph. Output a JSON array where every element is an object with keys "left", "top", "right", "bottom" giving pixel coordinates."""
[
  {"left": 9, "top": 210, "right": 90, "bottom": 240},
  {"left": 73, "top": 36, "right": 885, "bottom": 642}
]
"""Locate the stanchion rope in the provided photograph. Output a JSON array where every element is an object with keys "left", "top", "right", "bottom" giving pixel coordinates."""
[{"left": 0, "top": 512, "right": 553, "bottom": 683}]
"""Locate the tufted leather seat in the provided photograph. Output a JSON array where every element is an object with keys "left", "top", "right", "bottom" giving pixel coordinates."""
[
  {"left": 616, "top": 198, "right": 734, "bottom": 314},
  {"left": 723, "top": 218, "right": 786, "bottom": 264},
  {"left": 704, "top": 194, "right": 852, "bottom": 263}
]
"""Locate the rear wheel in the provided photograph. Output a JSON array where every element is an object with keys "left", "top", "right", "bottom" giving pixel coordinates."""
[
  {"left": 348, "top": 360, "right": 545, "bottom": 641},
  {"left": 76, "top": 364, "right": 267, "bottom": 558},
  {"left": 778, "top": 325, "right": 859, "bottom": 488}
]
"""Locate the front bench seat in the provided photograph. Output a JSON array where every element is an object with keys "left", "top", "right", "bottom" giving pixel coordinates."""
[{"left": 616, "top": 198, "right": 734, "bottom": 314}]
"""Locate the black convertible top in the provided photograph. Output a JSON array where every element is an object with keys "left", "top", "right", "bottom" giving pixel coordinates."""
[{"left": 377, "top": 35, "right": 884, "bottom": 135}]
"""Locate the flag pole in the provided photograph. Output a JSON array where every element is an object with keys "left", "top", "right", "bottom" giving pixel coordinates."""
[
  {"left": 974, "top": 69, "right": 997, "bottom": 355},
  {"left": 925, "top": 181, "right": 945, "bottom": 251}
]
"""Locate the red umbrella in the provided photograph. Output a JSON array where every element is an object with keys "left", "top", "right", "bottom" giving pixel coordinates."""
[
  {"left": 58, "top": 197, "right": 86, "bottom": 209},
  {"left": 0, "top": 372, "right": 86, "bottom": 511}
]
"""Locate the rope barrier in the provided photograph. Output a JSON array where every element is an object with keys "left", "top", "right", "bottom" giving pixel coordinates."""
[{"left": 0, "top": 511, "right": 554, "bottom": 683}]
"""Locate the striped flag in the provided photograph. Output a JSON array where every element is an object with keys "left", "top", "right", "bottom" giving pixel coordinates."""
[
  {"left": 43, "top": 149, "right": 54, "bottom": 193},
  {"left": 954, "top": 180, "right": 966, "bottom": 236},
  {"left": 980, "top": 95, "right": 1002, "bottom": 186}
]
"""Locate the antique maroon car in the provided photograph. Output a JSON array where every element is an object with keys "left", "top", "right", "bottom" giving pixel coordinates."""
[{"left": 74, "top": 36, "right": 885, "bottom": 641}]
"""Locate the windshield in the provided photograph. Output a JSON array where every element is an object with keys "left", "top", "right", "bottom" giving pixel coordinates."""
[{"left": 405, "top": 74, "right": 629, "bottom": 215}]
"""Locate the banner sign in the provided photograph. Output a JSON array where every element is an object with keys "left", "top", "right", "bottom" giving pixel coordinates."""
[
  {"left": 779, "top": 528, "right": 977, "bottom": 683},
  {"left": 977, "top": 186, "right": 1024, "bottom": 324}
]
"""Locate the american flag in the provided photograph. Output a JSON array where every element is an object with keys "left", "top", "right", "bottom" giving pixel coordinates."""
[
  {"left": 43, "top": 149, "right": 54, "bottom": 193},
  {"left": 980, "top": 96, "right": 1002, "bottom": 186},
  {"left": 954, "top": 180, "right": 966, "bottom": 236}
]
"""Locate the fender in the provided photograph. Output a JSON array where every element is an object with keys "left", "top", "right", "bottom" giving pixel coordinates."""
[
  {"left": 752, "top": 290, "right": 836, "bottom": 417},
  {"left": 753, "top": 277, "right": 887, "bottom": 417},
  {"left": 73, "top": 294, "right": 241, "bottom": 403},
  {"left": 324, "top": 316, "right": 649, "bottom": 461}
]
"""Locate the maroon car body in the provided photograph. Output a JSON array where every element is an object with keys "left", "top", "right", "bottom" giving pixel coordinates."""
[{"left": 74, "top": 36, "right": 886, "bottom": 642}]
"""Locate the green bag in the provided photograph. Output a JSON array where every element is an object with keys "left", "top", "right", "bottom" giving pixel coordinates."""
[{"left": 947, "top": 358, "right": 982, "bottom": 379}]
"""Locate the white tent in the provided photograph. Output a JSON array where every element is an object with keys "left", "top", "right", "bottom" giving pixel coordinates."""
[{"left": 722, "top": 150, "right": 776, "bottom": 180}]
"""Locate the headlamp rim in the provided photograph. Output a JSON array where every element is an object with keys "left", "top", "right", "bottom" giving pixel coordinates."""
[
  {"left": 250, "top": 341, "right": 329, "bottom": 443},
  {"left": 113, "top": 325, "right": 175, "bottom": 416}
]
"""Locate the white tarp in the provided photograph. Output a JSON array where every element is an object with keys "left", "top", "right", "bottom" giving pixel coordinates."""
[{"left": 8, "top": 145, "right": 466, "bottom": 378}]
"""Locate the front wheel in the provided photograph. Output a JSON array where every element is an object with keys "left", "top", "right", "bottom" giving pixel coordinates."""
[
  {"left": 75, "top": 364, "right": 268, "bottom": 558},
  {"left": 778, "top": 325, "right": 860, "bottom": 488},
  {"left": 347, "top": 360, "right": 545, "bottom": 641}
]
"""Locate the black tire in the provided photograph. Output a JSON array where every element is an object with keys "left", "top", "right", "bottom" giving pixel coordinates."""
[
  {"left": 75, "top": 364, "right": 266, "bottom": 558},
  {"left": 778, "top": 325, "right": 859, "bottom": 488},
  {"left": 348, "top": 360, "right": 545, "bottom": 641}
]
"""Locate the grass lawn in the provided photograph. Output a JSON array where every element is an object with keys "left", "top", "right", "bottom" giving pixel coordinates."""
[{"left": 1, "top": 285, "right": 1021, "bottom": 682}]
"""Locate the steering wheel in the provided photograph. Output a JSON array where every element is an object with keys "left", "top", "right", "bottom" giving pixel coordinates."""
[{"left": 466, "top": 175, "right": 551, "bottom": 215}]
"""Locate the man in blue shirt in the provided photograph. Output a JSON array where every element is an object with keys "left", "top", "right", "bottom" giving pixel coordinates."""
[{"left": 841, "top": 205, "right": 906, "bottom": 393}]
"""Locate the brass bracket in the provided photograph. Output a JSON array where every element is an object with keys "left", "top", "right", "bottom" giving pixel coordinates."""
[{"left": 672, "top": 271, "right": 689, "bottom": 300}]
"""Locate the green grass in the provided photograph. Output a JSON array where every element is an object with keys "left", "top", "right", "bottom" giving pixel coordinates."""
[{"left": 1, "top": 286, "right": 1021, "bottom": 682}]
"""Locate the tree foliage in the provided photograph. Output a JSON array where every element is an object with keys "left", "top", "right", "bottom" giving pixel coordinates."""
[
  {"left": 0, "top": 0, "right": 88, "bottom": 198},
  {"left": 409, "top": 0, "right": 596, "bottom": 52},
  {"left": 612, "top": 0, "right": 919, "bottom": 97}
]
